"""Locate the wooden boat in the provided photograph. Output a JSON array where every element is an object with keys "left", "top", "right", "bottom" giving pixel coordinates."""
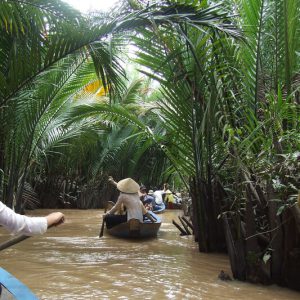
[
  {"left": 152, "top": 202, "right": 166, "bottom": 213},
  {"left": 166, "top": 202, "right": 182, "bottom": 209},
  {"left": 105, "top": 211, "right": 161, "bottom": 238},
  {"left": 0, "top": 268, "right": 38, "bottom": 300}
]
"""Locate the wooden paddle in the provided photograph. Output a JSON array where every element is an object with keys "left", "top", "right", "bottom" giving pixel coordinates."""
[
  {"left": 0, "top": 234, "right": 31, "bottom": 251},
  {"left": 99, "top": 214, "right": 106, "bottom": 238},
  {"left": 99, "top": 201, "right": 115, "bottom": 238},
  {"left": 99, "top": 178, "right": 117, "bottom": 238},
  {"left": 99, "top": 206, "right": 108, "bottom": 238},
  {"left": 0, "top": 219, "right": 63, "bottom": 251}
]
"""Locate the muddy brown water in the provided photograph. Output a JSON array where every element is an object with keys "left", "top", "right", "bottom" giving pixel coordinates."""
[{"left": 0, "top": 209, "right": 299, "bottom": 299}]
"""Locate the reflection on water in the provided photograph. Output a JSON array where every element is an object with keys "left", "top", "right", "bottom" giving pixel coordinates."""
[{"left": 0, "top": 210, "right": 299, "bottom": 299}]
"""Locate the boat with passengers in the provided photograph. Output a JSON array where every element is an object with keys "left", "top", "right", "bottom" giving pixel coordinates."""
[{"left": 104, "top": 210, "right": 161, "bottom": 238}]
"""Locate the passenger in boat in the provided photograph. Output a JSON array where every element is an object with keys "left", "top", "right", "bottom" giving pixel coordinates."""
[
  {"left": 152, "top": 189, "right": 165, "bottom": 211},
  {"left": 139, "top": 185, "right": 147, "bottom": 201},
  {"left": 164, "top": 189, "right": 176, "bottom": 208},
  {"left": 105, "top": 177, "right": 156, "bottom": 228},
  {"left": 163, "top": 183, "right": 169, "bottom": 200},
  {"left": 175, "top": 192, "right": 182, "bottom": 204},
  {"left": 140, "top": 186, "right": 155, "bottom": 210},
  {"left": 153, "top": 183, "right": 169, "bottom": 204},
  {"left": 147, "top": 190, "right": 157, "bottom": 210},
  {"left": 0, "top": 201, "right": 65, "bottom": 235}
]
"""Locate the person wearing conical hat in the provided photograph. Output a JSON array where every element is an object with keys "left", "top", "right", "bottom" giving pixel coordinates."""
[
  {"left": 164, "top": 189, "right": 175, "bottom": 208},
  {"left": 105, "top": 177, "right": 155, "bottom": 227}
]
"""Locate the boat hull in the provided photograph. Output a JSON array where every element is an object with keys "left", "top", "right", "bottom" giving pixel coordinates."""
[
  {"left": 0, "top": 268, "right": 38, "bottom": 300},
  {"left": 166, "top": 202, "right": 182, "bottom": 209},
  {"left": 106, "top": 211, "right": 161, "bottom": 238}
]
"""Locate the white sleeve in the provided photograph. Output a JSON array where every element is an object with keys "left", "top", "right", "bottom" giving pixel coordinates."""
[{"left": 0, "top": 202, "right": 48, "bottom": 236}]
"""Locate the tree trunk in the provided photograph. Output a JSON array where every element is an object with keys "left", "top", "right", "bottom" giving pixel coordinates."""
[
  {"left": 281, "top": 209, "right": 300, "bottom": 290},
  {"left": 245, "top": 186, "right": 270, "bottom": 284},
  {"left": 268, "top": 187, "right": 284, "bottom": 284},
  {"left": 223, "top": 215, "right": 246, "bottom": 280}
]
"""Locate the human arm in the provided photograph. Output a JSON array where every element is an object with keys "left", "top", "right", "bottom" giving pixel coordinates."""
[
  {"left": 0, "top": 202, "right": 65, "bottom": 236},
  {"left": 141, "top": 201, "right": 147, "bottom": 215},
  {"left": 105, "top": 196, "right": 122, "bottom": 216},
  {"left": 108, "top": 176, "right": 118, "bottom": 187},
  {"left": 45, "top": 212, "right": 65, "bottom": 227},
  {"left": 140, "top": 201, "right": 156, "bottom": 223},
  {"left": 145, "top": 212, "right": 156, "bottom": 223}
]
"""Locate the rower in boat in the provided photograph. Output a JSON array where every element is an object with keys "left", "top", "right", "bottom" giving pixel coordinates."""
[
  {"left": 104, "top": 209, "right": 161, "bottom": 238},
  {"left": 103, "top": 177, "right": 159, "bottom": 238}
]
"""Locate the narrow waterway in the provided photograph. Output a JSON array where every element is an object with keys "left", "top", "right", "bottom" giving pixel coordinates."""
[{"left": 0, "top": 209, "right": 299, "bottom": 299}]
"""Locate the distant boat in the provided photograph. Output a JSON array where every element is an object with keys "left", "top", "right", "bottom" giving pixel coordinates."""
[
  {"left": 0, "top": 267, "right": 38, "bottom": 299},
  {"left": 166, "top": 202, "right": 182, "bottom": 209},
  {"left": 105, "top": 211, "right": 161, "bottom": 238},
  {"left": 152, "top": 202, "right": 166, "bottom": 213}
]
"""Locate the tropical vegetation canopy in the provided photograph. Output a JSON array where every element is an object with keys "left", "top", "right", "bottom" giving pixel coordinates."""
[{"left": 0, "top": 0, "right": 299, "bottom": 290}]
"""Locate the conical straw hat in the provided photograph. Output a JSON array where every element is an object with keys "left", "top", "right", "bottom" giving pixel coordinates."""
[{"left": 117, "top": 178, "right": 140, "bottom": 194}]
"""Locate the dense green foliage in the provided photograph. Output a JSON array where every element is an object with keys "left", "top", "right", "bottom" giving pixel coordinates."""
[
  {"left": 0, "top": 0, "right": 299, "bottom": 289},
  {"left": 0, "top": 0, "right": 241, "bottom": 209}
]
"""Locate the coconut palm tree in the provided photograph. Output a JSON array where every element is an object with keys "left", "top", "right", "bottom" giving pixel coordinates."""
[
  {"left": 0, "top": 0, "right": 240, "bottom": 211},
  {"left": 67, "top": 1, "right": 299, "bottom": 286},
  {"left": 0, "top": 0, "right": 298, "bottom": 289}
]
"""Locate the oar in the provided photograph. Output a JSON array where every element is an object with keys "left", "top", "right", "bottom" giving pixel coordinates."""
[
  {"left": 99, "top": 178, "right": 116, "bottom": 238},
  {"left": 99, "top": 207, "right": 107, "bottom": 238},
  {"left": 0, "top": 234, "right": 31, "bottom": 251},
  {"left": 99, "top": 200, "right": 116, "bottom": 238},
  {"left": 99, "top": 217, "right": 105, "bottom": 238},
  {"left": 0, "top": 221, "right": 62, "bottom": 251}
]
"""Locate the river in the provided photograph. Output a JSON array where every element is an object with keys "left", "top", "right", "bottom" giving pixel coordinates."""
[{"left": 0, "top": 209, "right": 299, "bottom": 299}]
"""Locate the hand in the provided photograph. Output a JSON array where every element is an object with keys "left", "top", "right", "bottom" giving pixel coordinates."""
[
  {"left": 108, "top": 176, "right": 117, "bottom": 187},
  {"left": 103, "top": 212, "right": 109, "bottom": 219},
  {"left": 146, "top": 212, "right": 156, "bottom": 223},
  {"left": 46, "top": 212, "right": 65, "bottom": 228}
]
